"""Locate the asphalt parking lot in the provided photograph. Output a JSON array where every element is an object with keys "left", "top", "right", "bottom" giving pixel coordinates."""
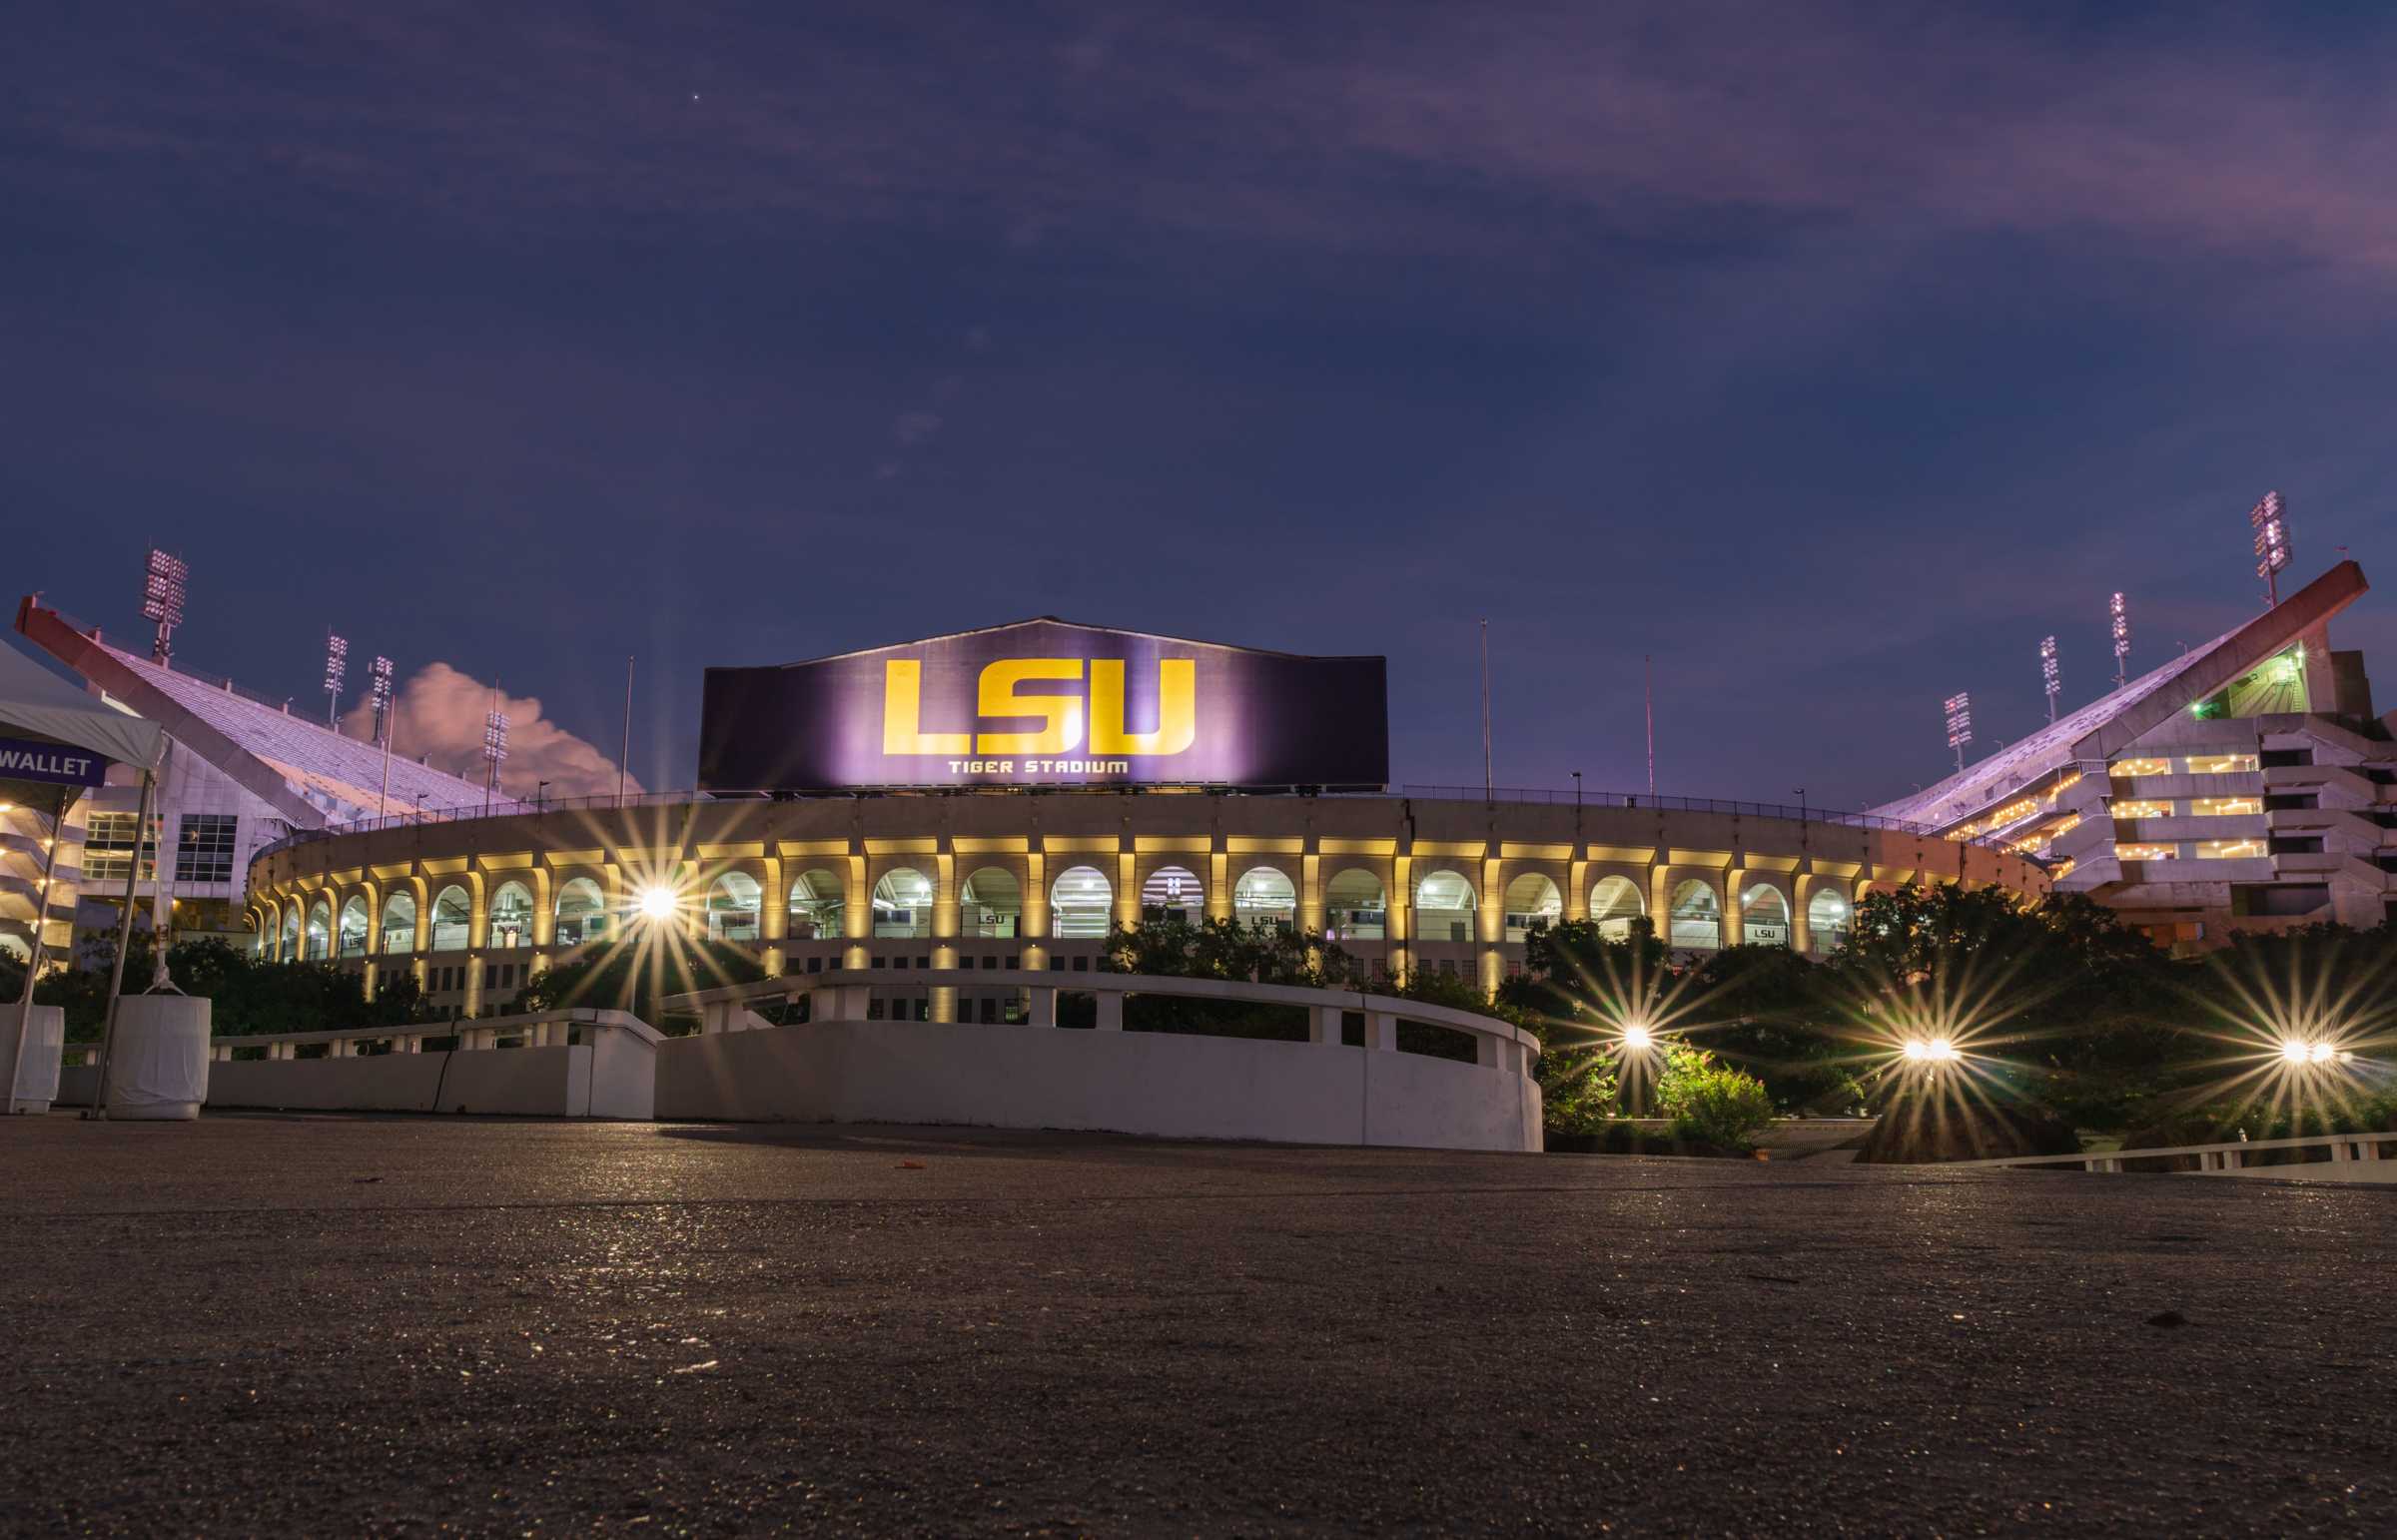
[{"left": 2, "top": 1113, "right": 2389, "bottom": 1535}]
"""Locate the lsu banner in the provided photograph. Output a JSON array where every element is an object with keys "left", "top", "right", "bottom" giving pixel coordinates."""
[{"left": 699, "top": 619, "right": 1388, "bottom": 791}]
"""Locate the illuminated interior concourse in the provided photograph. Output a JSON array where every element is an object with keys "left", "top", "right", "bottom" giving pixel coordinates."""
[{"left": 244, "top": 791, "right": 2048, "bottom": 1020}]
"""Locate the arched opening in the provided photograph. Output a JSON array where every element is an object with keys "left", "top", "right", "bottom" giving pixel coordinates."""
[
  {"left": 706, "top": 872, "right": 762, "bottom": 942},
  {"left": 488, "top": 881, "right": 535, "bottom": 949},
  {"left": 381, "top": 891, "right": 418, "bottom": 955},
  {"left": 960, "top": 867, "right": 1021, "bottom": 937},
  {"left": 1232, "top": 866, "right": 1296, "bottom": 932},
  {"left": 1741, "top": 883, "right": 1790, "bottom": 947},
  {"left": 1140, "top": 866, "right": 1203, "bottom": 924},
  {"left": 247, "top": 912, "right": 266, "bottom": 959},
  {"left": 872, "top": 868, "right": 932, "bottom": 938},
  {"left": 280, "top": 904, "right": 300, "bottom": 962},
  {"left": 429, "top": 885, "right": 471, "bottom": 952},
  {"left": 1502, "top": 873, "right": 1562, "bottom": 943},
  {"left": 1807, "top": 888, "right": 1852, "bottom": 953},
  {"left": 1589, "top": 876, "right": 1643, "bottom": 941},
  {"left": 338, "top": 896, "right": 370, "bottom": 958},
  {"left": 305, "top": 898, "right": 332, "bottom": 961},
  {"left": 1050, "top": 865, "right": 1113, "bottom": 939},
  {"left": 554, "top": 878, "right": 607, "bottom": 946},
  {"left": 788, "top": 869, "right": 845, "bottom": 941},
  {"left": 1413, "top": 869, "right": 1477, "bottom": 945},
  {"left": 1668, "top": 879, "right": 1720, "bottom": 952},
  {"left": 1323, "top": 869, "right": 1385, "bottom": 940}
]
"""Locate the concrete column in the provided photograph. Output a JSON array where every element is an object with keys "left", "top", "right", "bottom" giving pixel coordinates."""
[
  {"left": 760, "top": 855, "right": 786, "bottom": 977},
  {"left": 1363, "top": 1011, "right": 1397, "bottom": 1051},
  {"left": 842, "top": 854, "right": 869, "bottom": 971},
  {"left": 1022, "top": 851, "right": 1049, "bottom": 972},
  {"left": 1115, "top": 847, "right": 1138, "bottom": 931},
  {"left": 1300, "top": 851, "right": 1323, "bottom": 935},
  {"left": 1721, "top": 869, "right": 1743, "bottom": 950},
  {"left": 932, "top": 849, "right": 959, "bottom": 1023},
  {"left": 1029, "top": 986, "right": 1058, "bottom": 1028},
  {"left": 1205, "top": 849, "right": 1231, "bottom": 921},
  {"left": 1388, "top": 853, "right": 1412, "bottom": 981},
  {"left": 1094, "top": 991, "right": 1123, "bottom": 1031},
  {"left": 1791, "top": 872, "right": 1815, "bottom": 956},
  {"left": 1308, "top": 1004, "right": 1342, "bottom": 1045},
  {"left": 1567, "top": 857, "right": 1589, "bottom": 922}
]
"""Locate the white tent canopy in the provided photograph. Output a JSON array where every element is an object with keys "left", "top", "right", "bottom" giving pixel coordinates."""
[{"left": 0, "top": 634, "right": 164, "bottom": 774}]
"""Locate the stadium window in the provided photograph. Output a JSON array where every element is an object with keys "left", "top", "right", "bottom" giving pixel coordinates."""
[
  {"left": 174, "top": 814, "right": 238, "bottom": 884},
  {"left": 2194, "top": 839, "right": 2266, "bottom": 860},
  {"left": 2117, "top": 844, "right": 2177, "bottom": 861},
  {"left": 2111, "top": 800, "right": 2172, "bottom": 819},
  {"left": 2190, "top": 796, "right": 2262, "bottom": 817},
  {"left": 83, "top": 811, "right": 160, "bottom": 883},
  {"left": 2183, "top": 753, "right": 2259, "bottom": 774},
  {"left": 2108, "top": 758, "right": 2171, "bottom": 778}
]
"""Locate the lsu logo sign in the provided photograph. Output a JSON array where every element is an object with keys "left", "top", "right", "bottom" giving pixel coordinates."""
[
  {"left": 696, "top": 618, "right": 1390, "bottom": 791},
  {"left": 882, "top": 657, "right": 1195, "bottom": 766}
]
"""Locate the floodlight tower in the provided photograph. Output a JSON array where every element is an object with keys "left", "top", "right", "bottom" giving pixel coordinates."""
[
  {"left": 2250, "top": 490, "right": 2290, "bottom": 607},
  {"left": 323, "top": 632, "right": 349, "bottom": 728},
  {"left": 2110, "top": 592, "right": 2130, "bottom": 688},
  {"left": 2039, "top": 635, "right": 2060, "bottom": 723},
  {"left": 371, "top": 655, "right": 396, "bottom": 819},
  {"left": 140, "top": 548, "right": 188, "bottom": 666},
  {"left": 481, "top": 697, "right": 510, "bottom": 814},
  {"left": 1944, "top": 691, "right": 1973, "bottom": 773}
]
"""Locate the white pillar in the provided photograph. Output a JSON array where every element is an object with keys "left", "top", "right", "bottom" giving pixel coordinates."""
[{"left": 1094, "top": 991, "right": 1123, "bottom": 1031}]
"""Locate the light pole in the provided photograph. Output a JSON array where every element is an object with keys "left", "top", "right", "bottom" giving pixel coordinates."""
[{"left": 536, "top": 780, "right": 550, "bottom": 813}]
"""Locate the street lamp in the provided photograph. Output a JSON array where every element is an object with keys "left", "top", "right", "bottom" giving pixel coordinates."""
[{"left": 536, "top": 780, "right": 551, "bottom": 812}]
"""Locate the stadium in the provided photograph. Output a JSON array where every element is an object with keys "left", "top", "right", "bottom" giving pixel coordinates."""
[
  {"left": 11, "top": 607, "right": 2052, "bottom": 1027},
  {"left": 17, "top": 558, "right": 2397, "bottom": 1032}
]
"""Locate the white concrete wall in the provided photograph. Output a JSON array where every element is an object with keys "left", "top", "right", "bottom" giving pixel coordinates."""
[
  {"left": 168, "top": 1045, "right": 599, "bottom": 1117},
  {"left": 655, "top": 1021, "right": 1543, "bottom": 1153}
]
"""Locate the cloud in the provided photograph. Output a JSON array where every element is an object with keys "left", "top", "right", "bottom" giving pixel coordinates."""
[
  {"left": 13, "top": 3, "right": 2397, "bottom": 279},
  {"left": 890, "top": 409, "right": 944, "bottom": 447},
  {"left": 339, "top": 662, "right": 640, "bottom": 800}
]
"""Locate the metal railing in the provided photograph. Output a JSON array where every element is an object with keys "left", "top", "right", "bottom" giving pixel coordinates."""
[
  {"left": 1951, "top": 1130, "right": 2397, "bottom": 1178},
  {"left": 252, "top": 782, "right": 2019, "bottom": 867}
]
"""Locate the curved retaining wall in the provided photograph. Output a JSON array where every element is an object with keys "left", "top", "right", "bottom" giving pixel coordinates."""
[{"left": 655, "top": 1018, "right": 1544, "bottom": 1152}]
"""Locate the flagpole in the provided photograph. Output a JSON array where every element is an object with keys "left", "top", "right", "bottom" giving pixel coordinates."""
[
  {"left": 1644, "top": 654, "right": 1657, "bottom": 799},
  {"left": 1479, "top": 619, "right": 1492, "bottom": 800},
  {"left": 619, "top": 654, "right": 633, "bottom": 804}
]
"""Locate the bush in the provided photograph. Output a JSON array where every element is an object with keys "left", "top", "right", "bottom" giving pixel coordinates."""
[
  {"left": 1654, "top": 1046, "right": 1776, "bottom": 1151},
  {"left": 1535, "top": 1046, "right": 1620, "bottom": 1138}
]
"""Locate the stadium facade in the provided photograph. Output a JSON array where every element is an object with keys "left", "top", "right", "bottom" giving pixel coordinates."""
[
  {"left": 22, "top": 559, "right": 2389, "bottom": 1009},
  {"left": 1871, "top": 561, "right": 2397, "bottom": 951}
]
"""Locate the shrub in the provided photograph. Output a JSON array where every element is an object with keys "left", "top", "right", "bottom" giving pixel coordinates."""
[
  {"left": 1654, "top": 1046, "right": 1776, "bottom": 1151},
  {"left": 1536, "top": 1046, "right": 1620, "bottom": 1138}
]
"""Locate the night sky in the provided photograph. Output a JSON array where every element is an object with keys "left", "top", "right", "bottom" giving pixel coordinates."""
[{"left": 8, "top": 2, "right": 2396, "bottom": 810}]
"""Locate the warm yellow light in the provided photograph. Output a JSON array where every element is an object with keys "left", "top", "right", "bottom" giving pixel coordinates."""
[
  {"left": 636, "top": 885, "right": 678, "bottom": 921},
  {"left": 1903, "top": 1038, "right": 1960, "bottom": 1064},
  {"left": 2309, "top": 1041, "right": 2335, "bottom": 1065},
  {"left": 1903, "top": 1039, "right": 1928, "bottom": 1061},
  {"left": 2279, "top": 1039, "right": 2311, "bottom": 1065},
  {"left": 1621, "top": 1025, "right": 1654, "bottom": 1052}
]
